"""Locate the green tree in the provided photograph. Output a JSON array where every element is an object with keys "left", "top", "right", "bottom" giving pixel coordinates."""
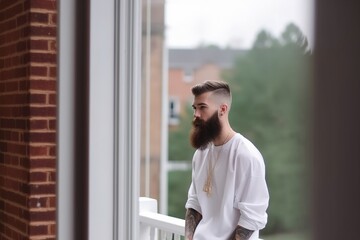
[{"left": 224, "top": 23, "right": 312, "bottom": 234}]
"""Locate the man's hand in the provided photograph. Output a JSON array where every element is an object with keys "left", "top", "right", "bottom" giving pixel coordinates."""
[
  {"left": 185, "top": 208, "right": 202, "bottom": 240},
  {"left": 231, "top": 225, "right": 254, "bottom": 240}
]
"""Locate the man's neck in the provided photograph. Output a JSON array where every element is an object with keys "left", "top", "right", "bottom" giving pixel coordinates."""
[{"left": 213, "top": 128, "right": 235, "bottom": 146}]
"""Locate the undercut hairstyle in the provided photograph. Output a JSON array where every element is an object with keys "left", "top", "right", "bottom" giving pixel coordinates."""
[{"left": 191, "top": 80, "right": 232, "bottom": 107}]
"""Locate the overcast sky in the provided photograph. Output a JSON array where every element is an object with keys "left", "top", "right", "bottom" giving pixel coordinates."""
[{"left": 165, "top": 0, "right": 314, "bottom": 49}]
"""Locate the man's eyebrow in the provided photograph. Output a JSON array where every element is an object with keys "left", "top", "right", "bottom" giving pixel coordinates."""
[{"left": 192, "top": 103, "right": 208, "bottom": 108}]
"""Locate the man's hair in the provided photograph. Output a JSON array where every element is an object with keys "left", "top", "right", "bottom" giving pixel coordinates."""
[{"left": 191, "top": 80, "right": 232, "bottom": 106}]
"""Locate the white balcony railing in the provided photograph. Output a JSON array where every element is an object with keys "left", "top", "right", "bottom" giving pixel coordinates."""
[
  {"left": 139, "top": 197, "right": 263, "bottom": 240},
  {"left": 139, "top": 197, "right": 185, "bottom": 240}
]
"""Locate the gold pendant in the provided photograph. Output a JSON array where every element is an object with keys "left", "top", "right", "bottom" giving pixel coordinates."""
[{"left": 203, "top": 175, "right": 212, "bottom": 196}]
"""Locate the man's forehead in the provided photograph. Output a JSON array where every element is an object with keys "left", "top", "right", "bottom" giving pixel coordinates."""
[{"left": 193, "top": 92, "right": 212, "bottom": 105}]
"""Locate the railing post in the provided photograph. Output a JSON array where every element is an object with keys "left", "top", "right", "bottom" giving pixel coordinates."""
[{"left": 139, "top": 197, "right": 158, "bottom": 240}]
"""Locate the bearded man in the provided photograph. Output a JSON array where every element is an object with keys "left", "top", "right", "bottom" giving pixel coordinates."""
[{"left": 185, "top": 81, "right": 269, "bottom": 240}]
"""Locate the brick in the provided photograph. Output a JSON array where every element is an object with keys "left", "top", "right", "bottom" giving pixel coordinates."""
[
  {"left": 29, "top": 209, "right": 56, "bottom": 222},
  {"left": 2, "top": 166, "right": 28, "bottom": 182},
  {"left": 0, "top": 119, "right": 15, "bottom": 129},
  {"left": 29, "top": 80, "right": 56, "bottom": 91},
  {"left": 30, "top": 52, "right": 56, "bottom": 63},
  {"left": 48, "top": 119, "right": 56, "bottom": 130},
  {"left": 48, "top": 171, "right": 55, "bottom": 182},
  {"left": 1, "top": 177, "right": 20, "bottom": 191},
  {"left": 30, "top": 39, "right": 48, "bottom": 50},
  {"left": 48, "top": 40, "right": 56, "bottom": 52},
  {"left": 6, "top": 142, "right": 27, "bottom": 155},
  {"left": 48, "top": 66, "right": 56, "bottom": 77},
  {"left": 27, "top": 145, "right": 48, "bottom": 156},
  {"left": 30, "top": 12, "right": 49, "bottom": 24},
  {"left": 2, "top": 212, "right": 28, "bottom": 233},
  {"left": 4, "top": 202, "right": 21, "bottom": 217},
  {"left": 29, "top": 224, "right": 48, "bottom": 236},
  {"left": 0, "top": 29, "right": 20, "bottom": 46},
  {"left": 0, "top": 93, "right": 28, "bottom": 105},
  {"left": 24, "top": 132, "right": 56, "bottom": 143},
  {"left": 1, "top": 154, "right": 19, "bottom": 165},
  {"left": 29, "top": 106, "right": 56, "bottom": 117},
  {"left": 48, "top": 93, "right": 56, "bottom": 105},
  {"left": 29, "top": 172, "right": 47, "bottom": 182},
  {"left": 0, "top": 19, "right": 16, "bottom": 33},
  {"left": 0, "top": 106, "right": 30, "bottom": 118},
  {"left": 30, "top": 93, "right": 47, "bottom": 104},
  {"left": 48, "top": 146, "right": 56, "bottom": 156},
  {"left": 28, "top": 196, "right": 48, "bottom": 208},
  {"left": 0, "top": 131, "right": 20, "bottom": 142},
  {"left": 0, "top": 43, "right": 16, "bottom": 57},
  {"left": 0, "top": 67, "right": 27, "bottom": 80},
  {"left": 30, "top": 26, "right": 56, "bottom": 37},
  {"left": 49, "top": 223, "right": 56, "bottom": 235},
  {"left": 30, "top": 66, "right": 47, "bottom": 76},
  {"left": 4, "top": 81, "right": 19, "bottom": 91},
  {"left": 29, "top": 119, "right": 48, "bottom": 130},
  {"left": 50, "top": 13, "right": 57, "bottom": 25},
  {"left": 48, "top": 196, "right": 56, "bottom": 208},
  {"left": 29, "top": 158, "right": 56, "bottom": 169},
  {"left": 29, "top": 183, "right": 55, "bottom": 195},
  {"left": 1, "top": 189, "right": 27, "bottom": 206}
]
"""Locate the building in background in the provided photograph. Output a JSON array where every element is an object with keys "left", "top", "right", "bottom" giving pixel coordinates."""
[{"left": 168, "top": 48, "right": 245, "bottom": 127}]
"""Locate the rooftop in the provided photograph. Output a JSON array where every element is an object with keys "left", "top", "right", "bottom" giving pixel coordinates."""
[{"left": 169, "top": 48, "right": 247, "bottom": 72}]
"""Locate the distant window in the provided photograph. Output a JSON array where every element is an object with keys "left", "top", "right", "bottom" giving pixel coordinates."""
[
  {"left": 183, "top": 69, "right": 193, "bottom": 83},
  {"left": 169, "top": 97, "right": 180, "bottom": 125}
]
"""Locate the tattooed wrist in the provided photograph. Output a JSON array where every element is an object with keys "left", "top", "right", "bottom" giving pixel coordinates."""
[
  {"left": 232, "top": 225, "right": 254, "bottom": 240},
  {"left": 185, "top": 208, "right": 202, "bottom": 239}
]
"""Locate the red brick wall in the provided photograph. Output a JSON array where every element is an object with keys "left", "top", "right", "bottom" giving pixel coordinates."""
[{"left": 0, "top": 1, "right": 57, "bottom": 239}]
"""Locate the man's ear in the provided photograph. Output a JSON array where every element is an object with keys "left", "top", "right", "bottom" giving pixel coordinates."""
[{"left": 219, "top": 104, "right": 228, "bottom": 116}]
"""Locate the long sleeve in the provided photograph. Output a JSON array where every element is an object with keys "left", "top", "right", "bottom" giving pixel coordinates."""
[{"left": 233, "top": 149, "right": 269, "bottom": 230}]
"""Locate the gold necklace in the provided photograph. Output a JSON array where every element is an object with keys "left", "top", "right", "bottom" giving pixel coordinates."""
[{"left": 203, "top": 132, "right": 231, "bottom": 197}]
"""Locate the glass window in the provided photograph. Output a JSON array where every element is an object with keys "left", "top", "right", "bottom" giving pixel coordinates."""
[{"left": 165, "top": 1, "right": 314, "bottom": 240}]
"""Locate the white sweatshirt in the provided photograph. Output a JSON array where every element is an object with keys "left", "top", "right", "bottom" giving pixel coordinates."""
[{"left": 185, "top": 133, "right": 269, "bottom": 240}]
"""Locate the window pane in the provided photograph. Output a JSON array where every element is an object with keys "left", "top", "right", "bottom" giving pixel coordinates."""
[{"left": 166, "top": 1, "right": 314, "bottom": 240}]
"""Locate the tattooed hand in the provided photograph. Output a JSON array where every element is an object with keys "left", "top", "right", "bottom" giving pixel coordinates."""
[
  {"left": 231, "top": 225, "right": 254, "bottom": 240},
  {"left": 185, "top": 208, "right": 202, "bottom": 240}
]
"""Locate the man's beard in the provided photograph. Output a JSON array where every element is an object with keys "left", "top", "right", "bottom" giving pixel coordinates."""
[{"left": 190, "top": 111, "right": 222, "bottom": 150}]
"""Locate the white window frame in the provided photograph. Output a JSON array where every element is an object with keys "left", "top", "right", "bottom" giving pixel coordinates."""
[{"left": 57, "top": 0, "right": 141, "bottom": 239}]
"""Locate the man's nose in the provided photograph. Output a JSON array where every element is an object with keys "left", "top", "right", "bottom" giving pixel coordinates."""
[{"left": 193, "top": 109, "right": 200, "bottom": 118}]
